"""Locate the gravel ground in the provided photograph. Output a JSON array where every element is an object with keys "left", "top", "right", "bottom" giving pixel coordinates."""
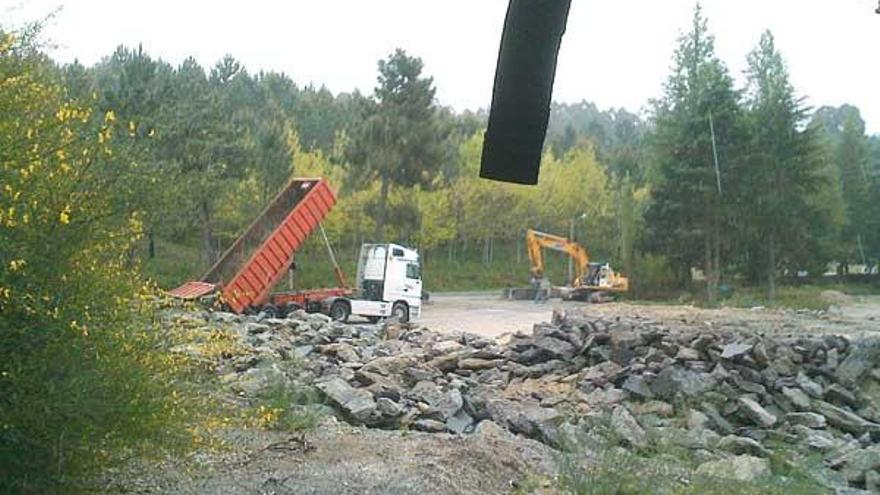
[
  {"left": 102, "top": 294, "right": 880, "bottom": 494},
  {"left": 103, "top": 418, "right": 556, "bottom": 495},
  {"left": 419, "top": 293, "right": 880, "bottom": 338}
]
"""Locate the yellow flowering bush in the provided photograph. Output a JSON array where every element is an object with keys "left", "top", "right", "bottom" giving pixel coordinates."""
[{"left": 0, "top": 28, "right": 192, "bottom": 493}]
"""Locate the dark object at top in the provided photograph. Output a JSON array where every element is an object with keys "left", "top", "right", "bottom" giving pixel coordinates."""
[{"left": 480, "top": 0, "right": 572, "bottom": 185}]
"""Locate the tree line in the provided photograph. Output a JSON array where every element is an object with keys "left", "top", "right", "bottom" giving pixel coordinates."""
[
  {"left": 2, "top": 7, "right": 879, "bottom": 489},
  {"left": 63, "top": 10, "right": 875, "bottom": 298},
  {"left": 20, "top": 5, "right": 880, "bottom": 298}
]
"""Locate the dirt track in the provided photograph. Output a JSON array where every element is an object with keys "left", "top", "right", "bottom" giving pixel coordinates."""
[{"left": 419, "top": 292, "right": 880, "bottom": 339}]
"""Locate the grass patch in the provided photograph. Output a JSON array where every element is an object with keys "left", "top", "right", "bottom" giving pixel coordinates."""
[
  {"left": 140, "top": 239, "right": 205, "bottom": 289},
  {"left": 556, "top": 447, "right": 827, "bottom": 495},
  {"left": 554, "top": 419, "right": 828, "bottom": 495},
  {"left": 719, "top": 285, "right": 832, "bottom": 311},
  {"left": 820, "top": 282, "right": 880, "bottom": 296}
]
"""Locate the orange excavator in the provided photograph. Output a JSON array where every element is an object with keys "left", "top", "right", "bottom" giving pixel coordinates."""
[{"left": 519, "top": 229, "right": 628, "bottom": 302}]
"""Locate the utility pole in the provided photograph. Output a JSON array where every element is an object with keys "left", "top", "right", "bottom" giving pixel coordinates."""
[{"left": 709, "top": 112, "right": 722, "bottom": 196}]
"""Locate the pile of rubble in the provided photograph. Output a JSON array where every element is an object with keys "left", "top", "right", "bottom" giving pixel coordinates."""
[{"left": 169, "top": 308, "right": 880, "bottom": 492}]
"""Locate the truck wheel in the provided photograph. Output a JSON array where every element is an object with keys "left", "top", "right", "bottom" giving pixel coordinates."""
[
  {"left": 391, "top": 302, "right": 409, "bottom": 323},
  {"left": 262, "top": 303, "right": 279, "bottom": 319},
  {"left": 284, "top": 302, "right": 303, "bottom": 317},
  {"left": 329, "top": 300, "right": 351, "bottom": 322}
]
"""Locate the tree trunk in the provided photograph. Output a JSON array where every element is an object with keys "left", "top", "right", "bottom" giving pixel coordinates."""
[
  {"left": 704, "top": 232, "right": 714, "bottom": 304},
  {"left": 200, "top": 199, "right": 215, "bottom": 266},
  {"left": 767, "top": 229, "right": 777, "bottom": 301},
  {"left": 516, "top": 235, "right": 523, "bottom": 265},
  {"left": 704, "top": 203, "right": 718, "bottom": 305},
  {"left": 713, "top": 207, "right": 721, "bottom": 297},
  {"left": 375, "top": 175, "right": 390, "bottom": 241},
  {"left": 489, "top": 237, "right": 494, "bottom": 265},
  {"left": 148, "top": 229, "right": 155, "bottom": 259},
  {"left": 482, "top": 237, "right": 490, "bottom": 266}
]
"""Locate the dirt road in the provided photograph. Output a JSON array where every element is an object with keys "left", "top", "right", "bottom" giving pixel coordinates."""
[
  {"left": 419, "top": 292, "right": 880, "bottom": 338},
  {"left": 417, "top": 292, "right": 566, "bottom": 337}
]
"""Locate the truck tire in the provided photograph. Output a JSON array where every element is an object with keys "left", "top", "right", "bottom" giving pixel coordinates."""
[
  {"left": 391, "top": 302, "right": 409, "bottom": 323},
  {"left": 329, "top": 300, "right": 351, "bottom": 322},
  {"left": 283, "top": 302, "right": 303, "bottom": 317},
  {"left": 262, "top": 303, "right": 279, "bottom": 319}
]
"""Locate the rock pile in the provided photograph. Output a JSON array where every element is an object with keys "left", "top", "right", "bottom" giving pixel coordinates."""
[{"left": 170, "top": 307, "right": 880, "bottom": 492}]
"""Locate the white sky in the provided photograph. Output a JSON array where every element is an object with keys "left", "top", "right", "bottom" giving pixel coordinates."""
[{"left": 5, "top": 0, "right": 880, "bottom": 133}]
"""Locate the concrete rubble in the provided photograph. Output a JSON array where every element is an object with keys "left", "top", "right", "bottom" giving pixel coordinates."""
[{"left": 167, "top": 307, "right": 880, "bottom": 493}]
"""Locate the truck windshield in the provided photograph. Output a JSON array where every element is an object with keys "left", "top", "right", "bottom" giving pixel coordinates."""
[{"left": 406, "top": 263, "right": 421, "bottom": 280}]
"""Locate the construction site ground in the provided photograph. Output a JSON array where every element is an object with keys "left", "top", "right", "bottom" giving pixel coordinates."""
[
  {"left": 109, "top": 292, "right": 880, "bottom": 494},
  {"left": 418, "top": 291, "right": 880, "bottom": 339}
]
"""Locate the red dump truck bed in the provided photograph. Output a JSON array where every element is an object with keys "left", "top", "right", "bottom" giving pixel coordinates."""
[{"left": 169, "top": 177, "right": 337, "bottom": 313}]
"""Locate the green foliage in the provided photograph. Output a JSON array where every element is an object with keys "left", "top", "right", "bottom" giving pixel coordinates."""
[
  {"left": 250, "top": 382, "right": 323, "bottom": 433},
  {"left": 547, "top": 103, "right": 648, "bottom": 183},
  {"left": 44, "top": 27, "right": 877, "bottom": 299},
  {"left": 644, "top": 5, "right": 744, "bottom": 302},
  {"left": 810, "top": 105, "right": 880, "bottom": 269},
  {"left": 738, "top": 31, "right": 835, "bottom": 298},
  {"left": 0, "top": 29, "right": 192, "bottom": 493},
  {"left": 347, "top": 48, "right": 449, "bottom": 240}
]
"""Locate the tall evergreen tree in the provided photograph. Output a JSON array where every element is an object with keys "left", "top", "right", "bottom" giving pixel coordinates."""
[
  {"left": 836, "top": 112, "right": 875, "bottom": 270},
  {"left": 349, "top": 49, "right": 446, "bottom": 240},
  {"left": 741, "top": 31, "right": 830, "bottom": 298},
  {"left": 644, "top": 4, "right": 742, "bottom": 302}
]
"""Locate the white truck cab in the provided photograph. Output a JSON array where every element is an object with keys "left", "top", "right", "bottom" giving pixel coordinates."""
[{"left": 325, "top": 243, "right": 422, "bottom": 323}]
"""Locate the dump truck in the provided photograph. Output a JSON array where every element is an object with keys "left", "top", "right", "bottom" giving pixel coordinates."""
[
  {"left": 169, "top": 177, "right": 422, "bottom": 322},
  {"left": 504, "top": 229, "right": 628, "bottom": 302}
]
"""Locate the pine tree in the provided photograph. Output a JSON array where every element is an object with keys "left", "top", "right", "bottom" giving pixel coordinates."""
[
  {"left": 644, "top": 4, "right": 743, "bottom": 302},
  {"left": 349, "top": 49, "right": 446, "bottom": 240},
  {"left": 836, "top": 113, "right": 874, "bottom": 270},
  {"left": 741, "top": 31, "right": 830, "bottom": 298}
]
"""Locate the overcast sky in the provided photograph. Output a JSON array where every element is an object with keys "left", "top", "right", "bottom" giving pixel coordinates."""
[{"left": 5, "top": 1, "right": 879, "bottom": 133}]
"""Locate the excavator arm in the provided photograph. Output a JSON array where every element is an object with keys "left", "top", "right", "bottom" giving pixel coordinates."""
[
  {"left": 526, "top": 229, "right": 590, "bottom": 286},
  {"left": 525, "top": 229, "right": 629, "bottom": 293}
]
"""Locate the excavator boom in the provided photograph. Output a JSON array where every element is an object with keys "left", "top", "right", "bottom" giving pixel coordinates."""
[
  {"left": 526, "top": 229, "right": 590, "bottom": 286},
  {"left": 525, "top": 229, "right": 629, "bottom": 295}
]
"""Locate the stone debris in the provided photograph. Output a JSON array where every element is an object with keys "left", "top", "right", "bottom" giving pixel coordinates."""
[
  {"left": 695, "top": 455, "right": 770, "bottom": 482},
  {"left": 165, "top": 307, "right": 880, "bottom": 493},
  {"left": 610, "top": 405, "right": 647, "bottom": 448},
  {"left": 737, "top": 396, "right": 777, "bottom": 428}
]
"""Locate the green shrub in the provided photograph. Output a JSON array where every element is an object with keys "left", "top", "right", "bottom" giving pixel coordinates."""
[
  {"left": 249, "top": 381, "right": 323, "bottom": 433},
  {"left": 0, "top": 28, "right": 193, "bottom": 493}
]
